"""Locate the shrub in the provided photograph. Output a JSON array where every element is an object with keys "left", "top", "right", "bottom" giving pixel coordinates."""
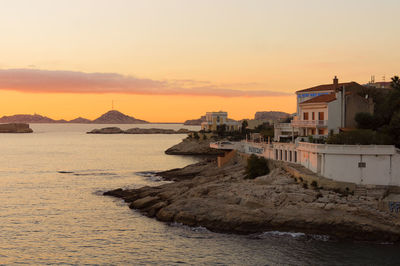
[
  {"left": 302, "top": 183, "right": 308, "bottom": 189},
  {"left": 299, "top": 177, "right": 303, "bottom": 182},
  {"left": 193, "top": 132, "right": 200, "bottom": 140},
  {"left": 245, "top": 154, "right": 270, "bottom": 179},
  {"left": 355, "top": 112, "right": 376, "bottom": 129},
  {"left": 311, "top": 181, "right": 318, "bottom": 188},
  {"left": 326, "top": 129, "right": 392, "bottom": 145}
]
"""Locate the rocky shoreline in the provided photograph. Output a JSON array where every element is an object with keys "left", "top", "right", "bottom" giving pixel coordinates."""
[
  {"left": 105, "top": 155, "right": 400, "bottom": 242},
  {"left": 164, "top": 139, "right": 224, "bottom": 156}
]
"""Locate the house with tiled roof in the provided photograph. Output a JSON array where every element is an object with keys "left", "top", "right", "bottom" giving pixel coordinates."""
[{"left": 291, "top": 77, "right": 374, "bottom": 137}]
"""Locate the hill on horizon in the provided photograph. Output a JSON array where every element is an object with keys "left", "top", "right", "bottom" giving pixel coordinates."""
[
  {"left": 0, "top": 110, "right": 149, "bottom": 124},
  {"left": 91, "top": 110, "right": 149, "bottom": 124},
  {"left": 254, "top": 111, "right": 290, "bottom": 121}
]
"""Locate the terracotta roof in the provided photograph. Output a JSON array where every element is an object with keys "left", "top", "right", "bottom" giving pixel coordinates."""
[
  {"left": 300, "top": 93, "right": 336, "bottom": 104},
  {"left": 297, "top": 82, "right": 355, "bottom": 93}
]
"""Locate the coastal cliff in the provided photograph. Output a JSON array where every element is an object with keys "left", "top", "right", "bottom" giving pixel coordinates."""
[
  {"left": 105, "top": 156, "right": 400, "bottom": 242},
  {"left": 0, "top": 123, "right": 33, "bottom": 133}
]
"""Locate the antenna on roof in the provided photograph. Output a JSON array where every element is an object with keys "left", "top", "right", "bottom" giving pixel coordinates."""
[{"left": 371, "top": 75, "right": 375, "bottom": 83}]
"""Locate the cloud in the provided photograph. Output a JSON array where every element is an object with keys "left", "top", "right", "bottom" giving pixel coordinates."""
[{"left": 0, "top": 68, "right": 290, "bottom": 97}]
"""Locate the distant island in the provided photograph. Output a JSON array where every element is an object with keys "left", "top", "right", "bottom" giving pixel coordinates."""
[
  {"left": 0, "top": 110, "right": 149, "bottom": 124},
  {"left": 183, "top": 116, "right": 206, "bottom": 125},
  {"left": 254, "top": 111, "right": 290, "bottom": 121}
]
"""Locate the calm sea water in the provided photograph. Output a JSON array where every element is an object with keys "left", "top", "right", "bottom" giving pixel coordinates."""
[{"left": 0, "top": 124, "right": 400, "bottom": 265}]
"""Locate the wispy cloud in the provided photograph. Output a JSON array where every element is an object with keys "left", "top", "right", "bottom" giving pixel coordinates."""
[{"left": 0, "top": 69, "right": 289, "bottom": 97}]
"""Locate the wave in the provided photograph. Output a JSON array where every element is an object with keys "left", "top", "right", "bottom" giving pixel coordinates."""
[
  {"left": 254, "top": 231, "right": 331, "bottom": 241},
  {"left": 135, "top": 171, "right": 164, "bottom": 182}
]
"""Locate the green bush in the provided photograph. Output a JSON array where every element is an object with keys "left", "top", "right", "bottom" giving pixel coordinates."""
[
  {"left": 311, "top": 181, "right": 318, "bottom": 188},
  {"left": 302, "top": 183, "right": 308, "bottom": 189},
  {"left": 245, "top": 154, "right": 270, "bottom": 179},
  {"left": 193, "top": 132, "right": 200, "bottom": 140},
  {"left": 326, "top": 129, "right": 392, "bottom": 145},
  {"left": 355, "top": 112, "right": 377, "bottom": 129}
]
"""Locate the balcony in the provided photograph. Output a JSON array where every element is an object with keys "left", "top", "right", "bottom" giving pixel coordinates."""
[{"left": 291, "top": 120, "right": 328, "bottom": 128}]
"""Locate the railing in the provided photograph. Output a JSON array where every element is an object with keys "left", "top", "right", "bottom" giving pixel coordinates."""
[
  {"left": 210, "top": 142, "right": 237, "bottom": 150},
  {"left": 274, "top": 123, "right": 293, "bottom": 130},
  {"left": 291, "top": 120, "right": 328, "bottom": 128}
]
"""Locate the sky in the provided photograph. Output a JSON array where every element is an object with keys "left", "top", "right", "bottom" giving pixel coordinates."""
[{"left": 0, "top": 0, "right": 399, "bottom": 122}]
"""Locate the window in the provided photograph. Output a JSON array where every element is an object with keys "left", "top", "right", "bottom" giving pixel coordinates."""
[
  {"left": 318, "top": 112, "right": 324, "bottom": 120},
  {"left": 303, "top": 112, "right": 309, "bottom": 120},
  {"left": 318, "top": 129, "right": 324, "bottom": 135},
  {"left": 312, "top": 112, "right": 315, "bottom": 120},
  {"left": 294, "top": 151, "right": 297, "bottom": 162}
]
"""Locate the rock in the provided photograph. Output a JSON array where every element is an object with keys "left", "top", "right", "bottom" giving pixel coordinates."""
[
  {"left": 0, "top": 123, "right": 33, "bottom": 133},
  {"left": 87, "top": 127, "right": 124, "bottom": 134},
  {"left": 165, "top": 139, "right": 224, "bottom": 156},
  {"left": 104, "top": 155, "right": 400, "bottom": 242},
  {"left": 130, "top": 196, "right": 160, "bottom": 209}
]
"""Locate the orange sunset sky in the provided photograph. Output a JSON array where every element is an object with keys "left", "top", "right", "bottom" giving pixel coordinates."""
[{"left": 0, "top": 0, "right": 399, "bottom": 122}]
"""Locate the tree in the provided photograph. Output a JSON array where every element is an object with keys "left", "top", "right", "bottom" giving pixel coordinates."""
[
  {"left": 245, "top": 154, "right": 270, "bottom": 179},
  {"left": 355, "top": 112, "right": 376, "bottom": 130},
  {"left": 241, "top": 120, "right": 248, "bottom": 134},
  {"left": 391, "top": 76, "right": 400, "bottom": 91},
  {"left": 389, "top": 110, "right": 400, "bottom": 147},
  {"left": 216, "top": 124, "right": 227, "bottom": 138}
]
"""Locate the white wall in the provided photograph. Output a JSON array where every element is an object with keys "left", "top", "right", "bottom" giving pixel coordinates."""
[
  {"left": 327, "top": 97, "right": 342, "bottom": 133},
  {"left": 237, "top": 141, "right": 400, "bottom": 187}
]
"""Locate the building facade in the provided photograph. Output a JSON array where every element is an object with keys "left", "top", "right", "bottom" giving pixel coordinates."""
[
  {"left": 200, "top": 111, "right": 240, "bottom": 132},
  {"left": 290, "top": 77, "right": 373, "bottom": 137}
]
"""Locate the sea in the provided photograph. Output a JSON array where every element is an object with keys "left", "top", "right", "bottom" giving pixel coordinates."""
[{"left": 0, "top": 123, "right": 400, "bottom": 265}]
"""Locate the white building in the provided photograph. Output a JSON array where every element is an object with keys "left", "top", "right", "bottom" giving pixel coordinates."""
[
  {"left": 201, "top": 111, "right": 241, "bottom": 132},
  {"left": 212, "top": 140, "right": 400, "bottom": 187},
  {"left": 280, "top": 77, "right": 373, "bottom": 138},
  {"left": 211, "top": 76, "right": 399, "bottom": 188}
]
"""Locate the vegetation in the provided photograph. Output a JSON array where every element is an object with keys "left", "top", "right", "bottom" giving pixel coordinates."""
[
  {"left": 311, "top": 181, "right": 318, "bottom": 189},
  {"left": 241, "top": 120, "right": 248, "bottom": 135},
  {"left": 326, "top": 129, "right": 392, "bottom": 145},
  {"left": 193, "top": 132, "right": 200, "bottom": 140},
  {"left": 245, "top": 154, "right": 270, "bottom": 179},
  {"left": 253, "top": 122, "right": 274, "bottom": 139},
  {"left": 352, "top": 76, "right": 400, "bottom": 148}
]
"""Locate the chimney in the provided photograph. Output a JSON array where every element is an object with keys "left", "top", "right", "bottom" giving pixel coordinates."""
[{"left": 333, "top": 76, "right": 339, "bottom": 89}]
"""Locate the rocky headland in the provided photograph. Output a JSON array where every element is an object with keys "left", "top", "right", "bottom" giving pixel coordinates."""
[
  {"left": 0, "top": 123, "right": 33, "bottom": 133},
  {"left": 164, "top": 139, "right": 224, "bottom": 156},
  {"left": 87, "top": 127, "right": 190, "bottom": 134},
  {"left": 105, "top": 155, "right": 400, "bottom": 242}
]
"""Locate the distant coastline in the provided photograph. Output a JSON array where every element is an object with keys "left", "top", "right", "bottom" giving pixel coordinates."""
[{"left": 0, "top": 110, "right": 149, "bottom": 124}]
